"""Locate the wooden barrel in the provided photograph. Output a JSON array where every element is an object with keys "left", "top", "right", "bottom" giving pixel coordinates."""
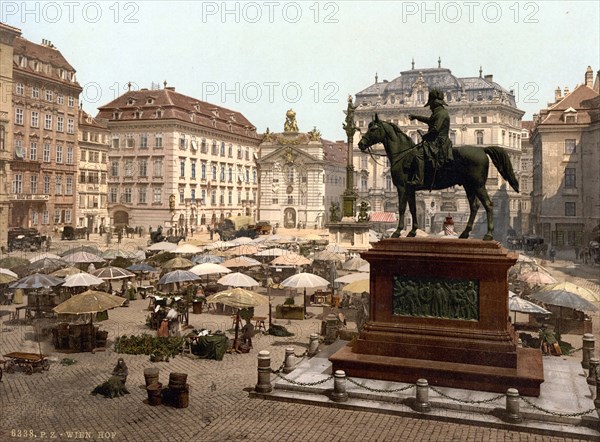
[
  {"left": 144, "top": 368, "right": 159, "bottom": 387},
  {"left": 168, "top": 372, "right": 188, "bottom": 390},
  {"left": 173, "top": 385, "right": 189, "bottom": 408},
  {"left": 146, "top": 382, "right": 162, "bottom": 406}
]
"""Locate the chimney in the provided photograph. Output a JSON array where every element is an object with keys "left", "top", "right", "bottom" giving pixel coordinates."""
[
  {"left": 484, "top": 74, "right": 493, "bottom": 83},
  {"left": 564, "top": 86, "right": 570, "bottom": 96},
  {"left": 585, "top": 66, "right": 594, "bottom": 87},
  {"left": 555, "top": 86, "right": 562, "bottom": 101}
]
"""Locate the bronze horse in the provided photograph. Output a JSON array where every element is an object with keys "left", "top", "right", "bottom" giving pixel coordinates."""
[{"left": 357, "top": 115, "right": 519, "bottom": 240}]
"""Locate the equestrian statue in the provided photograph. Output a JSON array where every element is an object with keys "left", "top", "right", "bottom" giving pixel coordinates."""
[{"left": 357, "top": 89, "right": 519, "bottom": 241}]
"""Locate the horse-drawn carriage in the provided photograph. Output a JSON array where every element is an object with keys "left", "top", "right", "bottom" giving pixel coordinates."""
[
  {"left": 147, "top": 226, "right": 184, "bottom": 246},
  {"left": 215, "top": 216, "right": 258, "bottom": 241},
  {"left": 61, "top": 226, "right": 87, "bottom": 240},
  {"left": 7, "top": 228, "right": 47, "bottom": 252}
]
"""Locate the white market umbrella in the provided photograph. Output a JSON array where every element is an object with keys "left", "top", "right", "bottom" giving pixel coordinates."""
[
  {"left": 255, "top": 248, "right": 287, "bottom": 257},
  {"left": 29, "top": 253, "right": 62, "bottom": 263},
  {"left": 92, "top": 266, "right": 135, "bottom": 280},
  {"left": 189, "top": 263, "right": 231, "bottom": 276},
  {"left": 173, "top": 244, "right": 202, "bottom": 255},
  {"left": 335, "top": 272, "right": 369, "bottom": 284},
  {"left": 63, "top": 272, "right": 105, "bottom": 288},
  {"left": 280, "top": 272, "right": 329, "bottom": 317},
  {"left": 0, "top": 268, "right": 18, "bottom": 278},
  {"left": 63, "top": 251, "right": 106, "bottom": 265},
  {"left": 147, "top": 241, "right": 178, "bottom": 252},
  {"left": 221, "top": 256, "right": 262, "bottom": 268},
  {"left": 217, "top": 272, "right": 259, "bottom": 288},
  {"left": 271, "top": 253, "right": 311, "bottom": 267},
  {"left": 343, "top": 257, "right": 369, "bottom": 271}
]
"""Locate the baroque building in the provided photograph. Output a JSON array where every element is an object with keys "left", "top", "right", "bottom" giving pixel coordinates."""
[
  {"left": 257, "top": 112, "right": 346, "bottom": 228},
  {"left": 0, "top": 23, "right": 21, "bottom": 252},
  {"left": 8, "top": 32, "right": 82, "bottom": 234},
  {"left": 77, "top": 109, "right": 110, "bottom": 233},
  {"left": 96, "top": 85, "right": 260, "bottom": 230},
  {"left": 531, "top": 67, "right": 600, "bottom": 249},
  {"left": 352, "top": 61, "right": 526, "bottom": 238}
]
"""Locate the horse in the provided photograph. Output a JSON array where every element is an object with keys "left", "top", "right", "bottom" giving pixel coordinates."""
[{"left": 357, "top": 114, "right": 519, "bottom": 240}]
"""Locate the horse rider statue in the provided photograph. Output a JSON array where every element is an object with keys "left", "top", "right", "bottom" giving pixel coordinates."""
[{"left": 408, "top": 88, "right": 453, "bottom": 187}]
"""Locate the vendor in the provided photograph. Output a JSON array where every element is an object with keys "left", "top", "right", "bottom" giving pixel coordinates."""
[{"left": 111, "top": 358, "right": 128, "bottom": 385}]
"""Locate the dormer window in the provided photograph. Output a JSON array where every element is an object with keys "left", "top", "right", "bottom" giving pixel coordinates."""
[
  {"left": 113, "top": 111, "right": 122, "bottom": 120},
  {"left": 156, "top": 109, "right": 163, "bottom": 118},
  {"left": 127, "top": 98, "right": 136, "bottom": 105},
  {"left": 211, "top": 108, "right": 219, "bottom": 118},
  {"left": 134, "top": 110, "right": 143, "bottom": 119},
  {"left": 146, "top": 97, "right": 154, "bottom": 105},
  {"left": 193, "top": 102, "right": 201, "bottom": 111},
  {"left": 563, "top": 107, "right": 577, "bottom": 123}
]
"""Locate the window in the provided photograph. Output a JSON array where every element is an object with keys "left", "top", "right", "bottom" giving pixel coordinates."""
[
  {"left": 220, "top": 142, "right": 225, "bottom": 156},
  {"left": 360, "top": 156, "right": 368, "bottom": 169},
  {"left": 32, "top": 86, "right": 39, "bottom": 99},
  {"left": 15, "top": 108, "right": 24, "bottom": 125},
  {"left": 109, "top": 187, "right": 118, "bottom": 203},
  {"left": 361, "top": 176, "right": 368, "bottom": 191},
  {"left": 191, "top": 162, "right": 196, "bottom": 179},
  {"left": 220, "top": 165, "right": 225, "bottom": 182},
  {"left": 57, "top": 116, "right": 64, "bottom": 132},
  {"left": 228, "top": 190, "right": 233, "bottom": 205},
  {"left": 245, "top": 148, "right": 249, "bottom": 160},
  {"left": 153, "top": 187, "right": 162, "bottom": 203},
  {"left": 565, "top": 202, "right": 576, "bottom": 217},
  {"left": 67, "top": 118, "right": 74, "bottom": 134},
  {"left": 139, "top": 187, "right": 147, "bottom": 204},
  {"left": 12, "top": 173, "right": 23, "bottom": 194},
  {"left": 56, "top": 145, "right": 63, "bottom": 163},
  {"left": 565, "top": 139, "right": 576, "bottom": 154},
  {"left": 44, "top": 114, "right": 52, "bottom": 130},
  {"left": 110, "top": 160, "right": 119, "bottom": 177},
  {"left": 66, "top": 176, "right": 73, "bottom": 195},
  {"left": 228, "top": 167, "right": 233, "bottom": 182},
  {"left": 153, "top": 159, "right": 163, "bottom": 177},
  {"left": 191, "top": 189, "right": 196, "bottom": 202},
  {"left": 386, "top": 175, "right": 392, "bottom": 191},
  {"left": 220, "top": 191, "right": 224, "bottom": 205},
  {"left": 29, "top": 142, "right": 37, "bottom": 160},
  {"left": 125, "top": 134, "right": 135, "bottom": 148},
  {"left": 245, "top": 169, "right": 250, "bottom": 183},
  {"left": 42, "top": 210, "right": 49, "bottom": 225},
  {"left": 140, "top": 133, "right": 148, "bottom": 148},
  {"left": 44, "top": 175, "right": 50, "bottom": 194},
  {"left": 201, "top": 189, "right": 206, "bottom": 204},
  {"left": 287, "top": 195, "right": 294, "bottom": 205},
  {"left": 237, "top": 146, "right": 242, "bottom": 159},
  {"left": 228, "top": 144, "right": 233, "bottom": 157},
  {"left": 154, "top": 133, "right": 163, "bottom": 148},
  {"left": 112, "top": 136, "right": 120, "bottom": 149},
  {"left": 30, "top": 111, "right": 39, "bottom": 128},
  {"left": 123, "top": 188, "right": 132, "bottom": 203},
  {"left": 30, "top": 175, "right": 37, "bottom": 193},
  {"left": 68, "top": 96, "right": 75, "bottom": 107},
  {"left": 64, "top": 210, "right": 71, "bottom": 224},
  {"left": 201, "top": 139, "right": 207, "bottom": 153},
  {"left": 45, "top": 89, "right": 53, "bottom": 101},
  {"left": 125, "top": 160, "right": 134, "bottom": 177},
  {"left": 417, "top": 90, "right": 424, "bottom": 103},
  {"left": 55, "top": 175, "right": 62, "bottom": 194},
  {"left": 32, "top": 210, "right": 38, "bottom": 225},
  {"left": 211, "top": 190, "right": 216, "bottom": 206},
  {"left": 212, "top": 141, "right": 218, "bottom": 155},
  {"left": 212, "top": 164, "right": 217, "bottom": 180},
  {"left": 481, "top": 116, "right": 487, "bottom": 123},
  {"left": 476, "top": 131, "right": 484, "bottom": 145},
  {"left": 180, "top": 159, "right": 186, "bottom": 177},
  {"left": 565, "top": 168, "right": 576, "bottom": 188},
  {"left": 139, "top": 159, "right": 148, "bottom": 177},
  {"left": 54, "top": 210, "right": 61, "bottom": 224},
  {"left": 179, "top": 136, "right": 187, "bottom": 149},
  {"left": 450, "top": 131, "right": 456, "bottom": 145},
  {"left": 57, "top": 94, "right": 64, "bottom": 105},
  {"left": 0, "top": 126, "right": 4, "bottom": 151},
  {"left": 66, "top": 146, "right": 73, "bottom": 164},
  {"left": 201, "top": 162, "right": 206, "bottom": 179},
  {"left": 179, "top": 189, "right": 185, "bottom": 204},
  {"left": 16, "top": 83, "right": 24, "bottom": 95}
]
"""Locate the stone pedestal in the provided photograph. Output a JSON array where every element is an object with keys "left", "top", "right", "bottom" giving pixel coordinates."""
[
  {"left": 326, "top": 222, "right": 371, "bottom": 250},
  {"left": 330, "top": 238, "right": 544, "bottom": 396}
]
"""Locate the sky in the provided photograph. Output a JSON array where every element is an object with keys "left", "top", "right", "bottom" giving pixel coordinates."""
[{"left": 3, "top": 1, "right": 599, "bottom": 140}]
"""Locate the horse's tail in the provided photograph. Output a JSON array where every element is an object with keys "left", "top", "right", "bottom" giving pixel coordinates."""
[{"left": 484, "top": 146, "right": 519, "bottom": 193}]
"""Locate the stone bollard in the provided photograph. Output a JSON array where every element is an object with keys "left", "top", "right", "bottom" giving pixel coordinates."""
[
  {"left": 255, "top": 350, "right": 272, "bottom": 393},
  {"left": 505, "top": 388, "right": 522, "bottom": 423},
  {"left": 414, "top": 379, "right": 431, "bottom": 413},
  {"left": 587, "top": 357, "right": 599, "bottom": 385},
  {"left": 308, "top": 333, "right": 320, "bottom": 357},
  {"left": 582, "top": 334, "right": 595, "bottom": 369},
  {"left": 595, "top": 374, "right": 600, "bottom": 411},
  {"left": 283, "top": 347, "right": 295, "bottom": 374},
  {"left": 330, "top": 370, "right": 348, "bottom": 402}
]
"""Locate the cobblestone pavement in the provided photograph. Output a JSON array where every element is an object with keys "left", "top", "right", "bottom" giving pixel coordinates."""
[{"left": 0, "top": 233, "right": 596, "bottom": 441}]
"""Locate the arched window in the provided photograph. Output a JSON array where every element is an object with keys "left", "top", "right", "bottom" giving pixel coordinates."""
[
  {"left": 0, "top": 125, "right": 5, "bottom": 151},
  {"left": 386, "top": 175, "right": 392, "bottom": 191},
  {"left": 417, "top": 90, "right": 424, "bottom": 103},
  {"left": 476, "top": 131, "right": 484, "bottom": 145}
]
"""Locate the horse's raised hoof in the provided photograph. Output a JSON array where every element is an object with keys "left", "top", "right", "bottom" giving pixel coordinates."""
[
  {"left": 483, "top": 234, "right": 494, "bottom": 241},
  {"left": 391, "top": 230, "right": 402, "bottom": 238}
]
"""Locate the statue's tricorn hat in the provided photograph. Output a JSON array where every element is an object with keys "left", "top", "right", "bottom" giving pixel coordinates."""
[{"left": 424, "top": 89, "right": 447, "bottom": 107}]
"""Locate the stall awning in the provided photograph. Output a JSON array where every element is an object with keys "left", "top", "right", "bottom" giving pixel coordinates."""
[{"left": 370, "top": 212, "right": 397, "bottom": 223}]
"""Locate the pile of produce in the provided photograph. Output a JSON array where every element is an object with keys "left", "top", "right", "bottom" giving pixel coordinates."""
[{"left": 115, "top": 334, "right": 184, "bottom": 360}]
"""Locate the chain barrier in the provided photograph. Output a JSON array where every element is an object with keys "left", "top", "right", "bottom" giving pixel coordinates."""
[
  {"left": 429, "top": 386, "right": 505, "bottom": 404},
  {"left": 346, "top": 377, "right": 415, "bottom": 393},
  {"left": 270, "top": 362, "right": 286, "bottom": 375},
  {"left": 569, "top": 346, "right": 583, "bottom": 354},
  {"left": 273, "top": 371, "right": 334, "bottom": 386},
  {"left": 520, "top": 396, "right": 600, "bottom": 417},
  {"left": 294, "top": 349, "right": 308, "bottom": 359}
]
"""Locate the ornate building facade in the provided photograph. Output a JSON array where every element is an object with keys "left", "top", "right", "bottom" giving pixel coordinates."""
[
  {"left": 352, "top": 62, "right": 526, "bottom": 238},
  {"left": 257, "top": 112, "right": 346, "bottom": 228},
  {"left": 0, "top": 23, "right": 21, "bottom": 252},
  {"left": 77, "top": 109, "right": 110, "bottom": 233},
  {"left": 8, "top": 33, "right": 82, "bottom": 235},
  {"left": 96, "top": 85, "right": 260, "bottom": 230},
  {"left": 531, "top": 67, "right": 600, "bottom": 248}
]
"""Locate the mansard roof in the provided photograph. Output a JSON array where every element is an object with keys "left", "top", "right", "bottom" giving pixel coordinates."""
[{"left": 356, "top": 66, "right": 516, "bottom": 108}]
